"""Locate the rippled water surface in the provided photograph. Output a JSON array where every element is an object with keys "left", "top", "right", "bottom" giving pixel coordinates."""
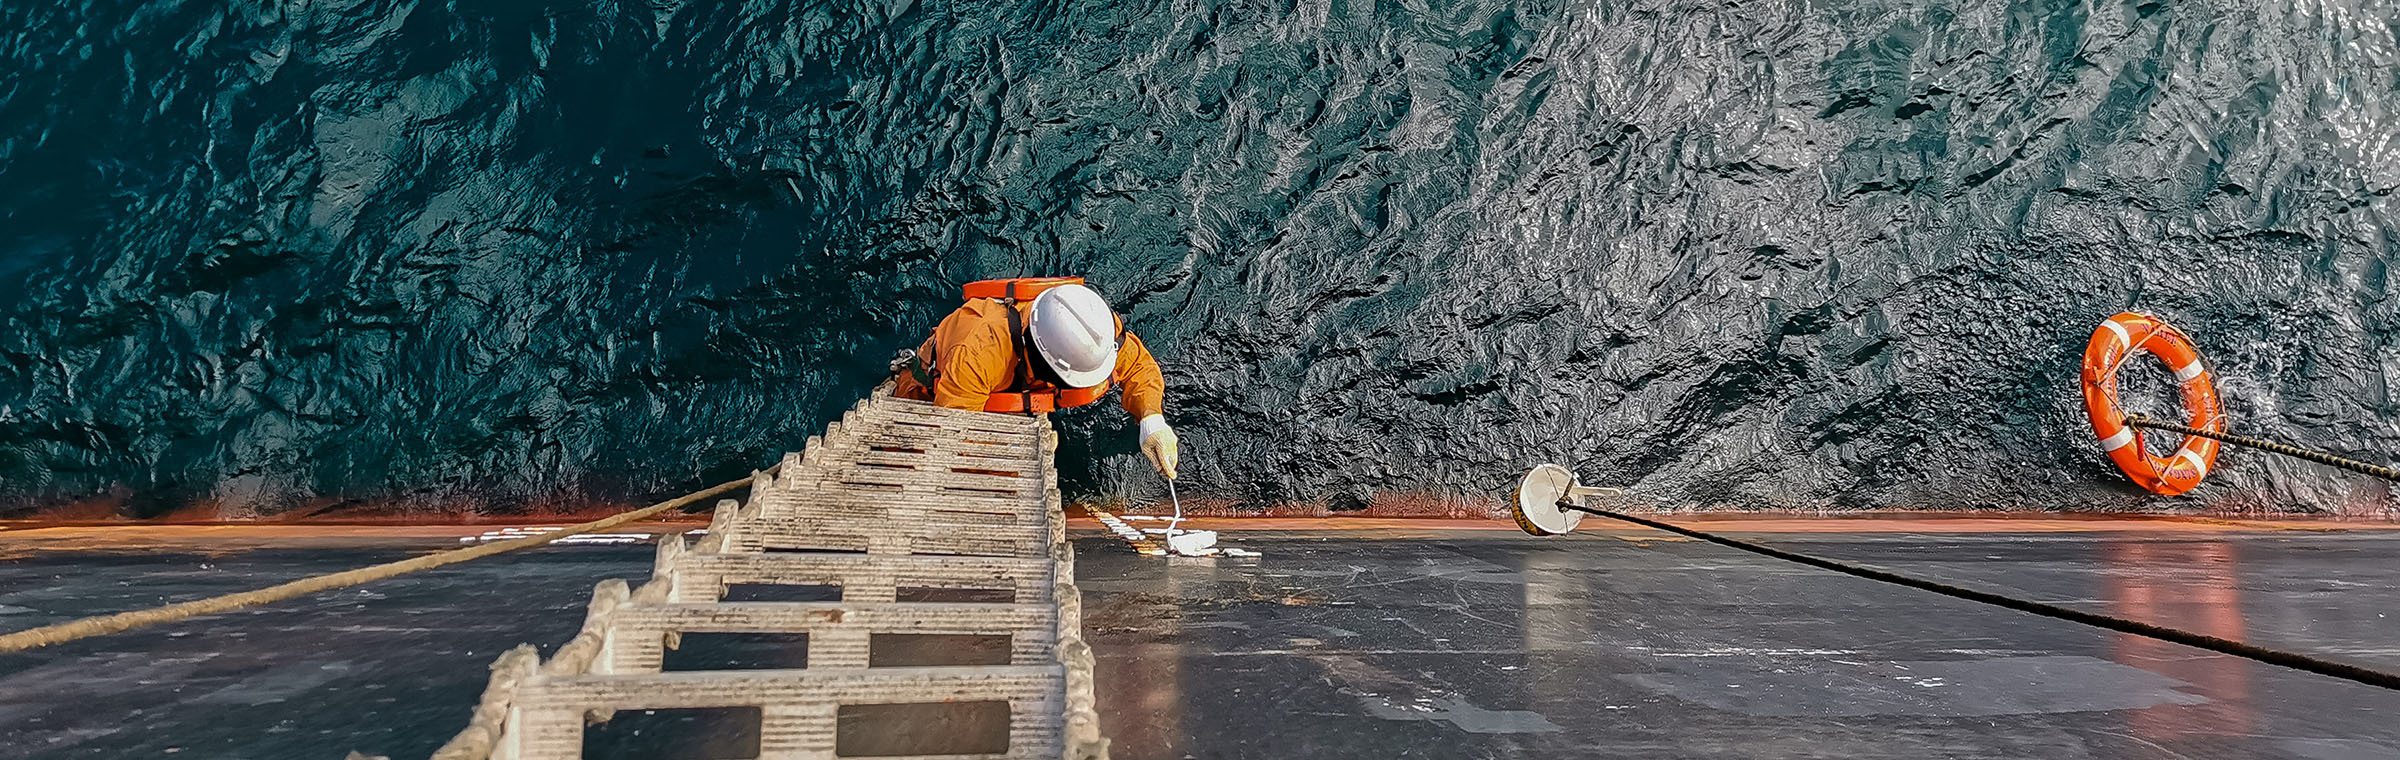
[{"left": 2, "top": 0, "right": 2396, "bottom": 515}]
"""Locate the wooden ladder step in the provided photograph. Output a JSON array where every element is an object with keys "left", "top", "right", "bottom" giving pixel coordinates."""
[{"left": 508, "top": 666, "right": 1067, "bottom": 759}]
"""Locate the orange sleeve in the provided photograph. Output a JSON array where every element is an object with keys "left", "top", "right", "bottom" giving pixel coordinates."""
[
  {"left": 1114, "top": 332, "right": 1166, "bottom": 420},
  {"left": 930, "top": 310, "right": 1014, "bottom": 411}
]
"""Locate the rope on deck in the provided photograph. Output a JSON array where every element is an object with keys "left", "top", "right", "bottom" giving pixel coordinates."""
[
  {"left": 0, "top": 476, "right": 757, "bottom": 655},
  {"left": 1565, "top": 503, "right": 2400, "bottom": 693},
  {"left": 2125, "top": 413, "right": 2400, "bottom": 482}
]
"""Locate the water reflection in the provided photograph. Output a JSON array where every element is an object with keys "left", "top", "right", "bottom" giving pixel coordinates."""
[
  {"left": 1521, "top": 549, "right": 1589, "bottom": 652},
  {"left": 1089, "top": 559, "right": 1196, "bottom": 759},
  {"left": 2106, "top": 537, "right": 2254, "bottom": 756}
]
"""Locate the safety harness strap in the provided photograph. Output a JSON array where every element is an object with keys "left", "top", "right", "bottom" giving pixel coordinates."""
[{"left": 1004, "top": 280, "right": 1040, "bottom": 412}]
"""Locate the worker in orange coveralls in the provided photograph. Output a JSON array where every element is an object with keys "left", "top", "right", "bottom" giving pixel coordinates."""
[{"left": 891, "top": 277, "right": 1178, "bottom": 480}]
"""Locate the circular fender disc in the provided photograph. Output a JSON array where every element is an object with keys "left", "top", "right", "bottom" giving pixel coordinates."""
[{"left": 1510, "top": 464, "right": 1584, "bottom": 536}]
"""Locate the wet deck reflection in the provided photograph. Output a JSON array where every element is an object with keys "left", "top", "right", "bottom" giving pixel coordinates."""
[
  {"left": 1081, "top": 523, "right": 2400, "bottom": 759},
  {"left": 2109, "top": 537, "right": 2254, "bottom": 757}
]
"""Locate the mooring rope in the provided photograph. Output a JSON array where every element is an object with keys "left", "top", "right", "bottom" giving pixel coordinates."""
[
  {"left": 2124, "top": 413, "right": 2400, "bottom": 483},
  {"left": 0, "top": 476, "right": 755, "bottom": 655},
  {"left": 1565, "top": 503, "right": 2400, "bottom": 692}
]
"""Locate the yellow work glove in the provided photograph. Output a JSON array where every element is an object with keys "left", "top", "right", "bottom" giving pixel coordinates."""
[{"left": 1139, "top": 415, "right": 1179, "bottom": 480}]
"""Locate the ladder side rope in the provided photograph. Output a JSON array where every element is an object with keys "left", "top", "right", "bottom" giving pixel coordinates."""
[
  {"left": 2124, "top": 414, "right": 2400, "bottom": 482},
  {"left": 1564, "top": 502, "right": 2400, "bottom": 693},
  {"left": 0, "top": 475, "right": 760, "bottom": 655}
]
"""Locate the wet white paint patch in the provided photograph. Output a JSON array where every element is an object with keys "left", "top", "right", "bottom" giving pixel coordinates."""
[
  {"left": 1624, "top": 655, "right": 2210, "bottom": 717},
  {"left": 1358, "top": 693, "right": 1563, "bottom": 734},
  {"left": 2276, "top": 737, "right": 2400, "bottom": 760}
]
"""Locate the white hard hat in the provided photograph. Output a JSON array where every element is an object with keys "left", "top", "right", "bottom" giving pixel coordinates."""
[{"left": 1025, "top": 284, "right": 1119, "bottom": 388}]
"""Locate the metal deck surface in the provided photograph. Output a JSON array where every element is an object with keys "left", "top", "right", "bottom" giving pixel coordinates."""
[
  {"left": 3, "top": 520, "right": 2398, "bottom": 759},
  {"left": 1080, "top": 527, "right": 2400, "bottom": 760}
]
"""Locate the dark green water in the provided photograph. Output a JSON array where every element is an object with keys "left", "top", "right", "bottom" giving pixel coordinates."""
[{"left": 1, "top": 0, "right": 2395, "bottom": 516}]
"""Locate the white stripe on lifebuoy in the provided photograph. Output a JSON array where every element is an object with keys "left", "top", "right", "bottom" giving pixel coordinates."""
[
  {"left": 2174, "top": 360, "right": 2205, "bottom": 383},
  {"left": 2101, "top": 319, "right": 2131, "bottom": 351},
  {"left": 2176, "top": 448, "right": 2209, "bottom": 478},
  {"left": 2099, "top": 427, "right": 2135, "bottom": 452}
]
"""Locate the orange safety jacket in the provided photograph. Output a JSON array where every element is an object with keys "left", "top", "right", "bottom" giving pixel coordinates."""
[{"left": 892, "top": 278, "right": 1166, "bottom": 417}]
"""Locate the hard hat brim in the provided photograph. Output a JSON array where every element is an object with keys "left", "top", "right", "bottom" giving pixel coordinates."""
[{"left": 1045, "top": 356, "right": 1113, "bottom": 389}]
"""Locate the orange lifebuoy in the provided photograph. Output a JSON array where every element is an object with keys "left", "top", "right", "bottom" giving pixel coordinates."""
[
  {"left": 961, "top": 276, "right": 1083, "bottom": 301},
  {"left": 2081, "top": 312, "right": 2225, "bottom": 495}
]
